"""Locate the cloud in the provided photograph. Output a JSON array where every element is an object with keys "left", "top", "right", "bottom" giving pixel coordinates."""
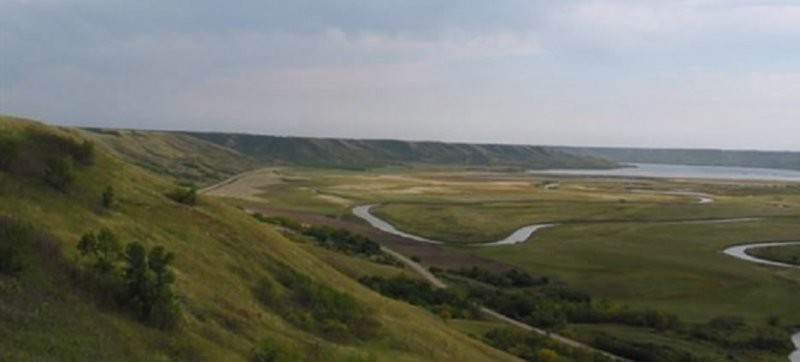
[{"left": 1, "top": 1, "right": 799, "bottom": 150}]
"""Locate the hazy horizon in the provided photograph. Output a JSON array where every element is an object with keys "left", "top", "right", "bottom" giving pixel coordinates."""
[{"left": 2, "top": 1, "right": 799, "bottom": 151}]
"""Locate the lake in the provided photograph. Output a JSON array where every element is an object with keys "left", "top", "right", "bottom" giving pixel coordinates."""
[{"left": 530, "top": 163, "right": 800, "bottom": 182}]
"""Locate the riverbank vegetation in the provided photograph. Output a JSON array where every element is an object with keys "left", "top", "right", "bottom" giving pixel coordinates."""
[{"left": 253, "top": 214, "right": 402, "bottom": 266}]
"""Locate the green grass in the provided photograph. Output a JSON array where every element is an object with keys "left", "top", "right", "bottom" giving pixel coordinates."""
[
  {"left": 471, "top": 218, "right": 800, "bottom": 325},
  {"left": 371, "top": 195, "right": 799, "bottom": 243},
  {"left": 747, "top": 244, "right": 800, "bottom": 266},
  {"left": 85, "top": 127, "right": 257, "bottom": 186},
  {"left": 0, "top": 115, "right": 516, "bottom": 361}
]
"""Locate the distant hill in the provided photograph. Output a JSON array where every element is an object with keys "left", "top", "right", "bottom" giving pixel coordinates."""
[
  {"left": 183, "top": 132, "right": 618, "bottom": 171},
  {"left": 557, "top": 146, "right": 800, "bottom": 171}
]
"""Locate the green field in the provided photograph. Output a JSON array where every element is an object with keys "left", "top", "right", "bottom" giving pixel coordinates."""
[
  {"left": 212, "top": 164, "right": 800, "bottom": 360},
  {"left": 748, "top": 244, "right": 800, "bottom": 266}
]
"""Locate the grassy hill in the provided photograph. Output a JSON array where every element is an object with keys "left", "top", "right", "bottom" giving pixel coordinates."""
[
  {"left": 558, "top": 146, "right": 800, "bottom": 171},
  {"left": 84, "top": 128, "right": 259, "bottom": 186},
  {"left": 185, "top": 132, "right": 618, "bottom": 171},
  {"left": 0, "top": 115, "right": 515, "bottom": 361}
]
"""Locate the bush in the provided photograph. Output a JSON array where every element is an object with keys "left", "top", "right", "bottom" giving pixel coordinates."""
[
  {"left": 255, "top": 266, "right": 379, "bottom": 342},
  {"left": 74, "top": 140, "right": 95, "bottom": 166},
  {"left": 250, "top": 339, "right": 310, "bottom": 362},
  {"left": 44, "top": 156, "right": 77, "bottom": 191},
  {"left": 0, "top": 134, "right": 22, "bottom": 171},
  {"left": 484, "top": 328, "right": 612, "bottom": 362},
  {"left": 166, "top": 185, "right": 198, "bottom": 205},
  {"left": 449, "top": 266, "right": 548, "bottom": 288},
  {"left": 77, "top": 230, "right": 181, "bottom": 330},
  {"left": 0, "top": 217, "right": 34, "bottom": 275},
  {"left": 101, "top": 185, "right": 115, "bottom": 208},
  {"left": 253, "top": 216, "right": 401, "bottom": 266},
  {"left": 591, "top": 333, "right": 700, "bottom": 362},
  {"left": 359, "top": 275, "right": 478, "bottom": 319},
  {"left": 78, "top": 228, "right": 122, "bottom": 273}
]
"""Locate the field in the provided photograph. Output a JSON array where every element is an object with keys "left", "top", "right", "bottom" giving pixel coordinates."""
[
  {"left": 748, "top": 244, "right": 800, "bottom": 266},
  {"left": 209, "top": 165, "right": 800, "bottom": 360}
]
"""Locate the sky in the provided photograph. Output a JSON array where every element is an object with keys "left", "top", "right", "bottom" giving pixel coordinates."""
[{"left": 1, "top": 1, "right": 799, "bottom": 151}]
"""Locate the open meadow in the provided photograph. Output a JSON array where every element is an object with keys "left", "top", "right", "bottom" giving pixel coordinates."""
[{"left": 210, "top": 165, "right": 800, "bottom": 360}]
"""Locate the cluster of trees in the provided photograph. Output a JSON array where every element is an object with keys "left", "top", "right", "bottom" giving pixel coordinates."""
[
  {"left": 484, "top": 328, "right": 612, "bottom": 362},
  {"left": 0, "top": 217, "right": 34, "bottom": 276},
  {"left": 254, "top": 266, "right": 379, "bottom": 343},
  {"left": 468, "top": 283, "right": 597, "bottom": 331},
  {"left": 253, "top": 214, "right": 401, "bottom": 266},
  {"left": 447, "top": 266, "right": 549, "bottom": 288},
  {"left": 77, "top": 228, "right": 180, "bottom": 329},
  {"left": 468, "top": 281, "right": 789, "bottom": 357},
  {"left": 589, "top": 333, "right": 701, "bottom": 362},
  {"left": 358, "top": 275, "right": 478, "bottom": 319},
  {"left": 689, "top": 316, "right": 791, "bottom": 353}
]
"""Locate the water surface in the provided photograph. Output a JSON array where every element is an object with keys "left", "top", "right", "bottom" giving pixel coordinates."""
[{"left": 531, "top": 163, "right": 800, "bottom": 182}]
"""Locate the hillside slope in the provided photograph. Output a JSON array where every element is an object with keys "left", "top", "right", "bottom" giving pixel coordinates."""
[
  {"left": 558, "top": 146, "right": 800, "bottom": 171},
  {"left": 0, "top": 116, "right": 516, "bottom": 361},
  {"left": 84, "top": 128, "right": 259, "bottom": 185},
  {"left": 184, "top": 132, "right": 618, "bottom": 170}
]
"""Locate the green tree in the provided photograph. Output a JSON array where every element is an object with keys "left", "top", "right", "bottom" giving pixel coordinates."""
[
  {"left": 96, "top": 228, "right": 122, "bottom": 272},
  {"left": 148, "top": 246, "right": 175, "bottom": 287},
  {"left": 78, "top": 228, "right": 122, "bottom": 272},
  {"left": 123, "top": 242, "right": 180, "bottom": 329},
  {"left": 44, "top": 156, "right": 76, "bottom": 191},
  {"left": 77, "top": 232, "right": 98, "bottom": 257},
  {"left": 101, "top": 185, "right": 115, "bottom": 208},
  {"left": 123, "top": 242, "right": 152, "bottom": 316}
]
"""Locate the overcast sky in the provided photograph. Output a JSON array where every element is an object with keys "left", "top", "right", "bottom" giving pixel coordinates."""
[{"left": 1, "top": 1, "right": 799, "bottom": 150}]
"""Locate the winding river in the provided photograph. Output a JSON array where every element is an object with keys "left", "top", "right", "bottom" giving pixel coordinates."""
[
  {"left": 352, "top": 204, "right": 554, "bottom": 246},
  {"left": 722, "top": 241, "right": 800, "bottom": 269}
]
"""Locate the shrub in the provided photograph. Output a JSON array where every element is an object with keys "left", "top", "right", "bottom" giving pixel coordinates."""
[
  {"left": 359, "top": 275, "right": 478, "bottom": 319},
  {"left": 250, "top": 339, "right": 303, "bottom": 362},
  {"left": 0, "top": 134, "right": 21, "bottom": 171},
  {"left": 253, "top": 216, "right": 401, "bottom": 266},
  {"left": 101, "top": 185, "right": 115, "bottom": 208},
  {"left": 76, "top": 230, "right": 181, "bottom": 330},
  {"left": 255, "top": 266, "right": 379, "bottom": 342},
  {"left": 74, "top": 140, "right": 95, "bottom": 166},
  {"left": 0, "top": 217, "right": 34, "bottom": 275},
  {"left": 44, "top": 156, "right": 77, "bottom": 191},
  {"left": 166, "top": 185, "right": 198, "bottom": 205},
  {"left": 78, "top": 228, "right": 122, "bottom": 273}
]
